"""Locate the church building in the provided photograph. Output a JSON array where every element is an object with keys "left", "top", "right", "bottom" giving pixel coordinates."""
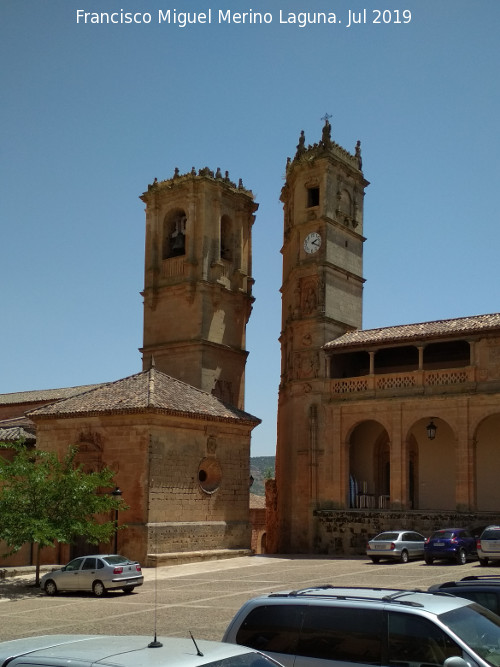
[{"left": 0, "top": 168, "right": 260, "bottom": 567}]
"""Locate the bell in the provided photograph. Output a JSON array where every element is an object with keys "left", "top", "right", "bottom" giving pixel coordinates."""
[{"left": 171, "top": 233, "right": 185, "bottom": 255}]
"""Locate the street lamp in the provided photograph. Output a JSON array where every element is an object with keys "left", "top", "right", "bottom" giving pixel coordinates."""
[{"left": 111, "top": 486, "right": 122, "bottom": 553}]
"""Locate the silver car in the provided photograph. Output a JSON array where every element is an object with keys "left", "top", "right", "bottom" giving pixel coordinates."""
[
  {"left": 40, "top": 554, "right": 143, "bottom": 596},
  {"left": 477, "top": 525, "right": 500, "bottom": 565},
  {"left": 0, "top": 635, "right": 281, "bottom": 667},
  {"left": 366, "top": 530, "right": 426, "bottom": 563}
]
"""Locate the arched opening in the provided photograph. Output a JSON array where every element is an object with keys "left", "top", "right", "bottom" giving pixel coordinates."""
[
  {"left": 409, "top": 418, "right": 455, "bottom": 510},
  {"left": 163, "top": 208, "right": 187, "bottom": 259},
  {"left": 475, "top": 413, "right": 500, "bottom": 510},
  {"left": 348, "top": 420, "right": 389, "bottom": 508},
  {"left": 220, "top": 215, "right": 233, "bottom": 261}
]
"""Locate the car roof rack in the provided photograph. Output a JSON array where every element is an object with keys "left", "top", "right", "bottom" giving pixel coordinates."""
[
  {"left": 460, "top": 575, "right": 500, "bottom": 582},
  {"left": 268, "top": 586, "right": 425, "bottom": 608}
]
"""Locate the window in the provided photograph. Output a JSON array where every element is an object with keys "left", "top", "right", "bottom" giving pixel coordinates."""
[
  {"left": 82, "top": 558, "right": 97, "bottom": 570},
  {"left": 163, "top": 209, "right": 187, "bottom": 259},
  {"left": 388, "top": 612, "right": 461, "bottom": 667},
  {"left": 307, "top": 187, "right": 320, "bottom": 208},
  {"left": 299, "top": 607, "right": 383, "bottom": 663},
  {"left": 235, "top": 604, "right": 302, "bottom": 655}
]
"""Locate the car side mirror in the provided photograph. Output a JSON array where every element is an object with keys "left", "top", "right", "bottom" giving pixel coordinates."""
[{"left": 444, "top": 657, "right": 469, "bottom": 667}]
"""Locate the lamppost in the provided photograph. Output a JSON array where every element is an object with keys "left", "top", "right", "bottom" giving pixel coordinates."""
[{"left": 111, "top": 486, "right": 122, "bottom": 553}]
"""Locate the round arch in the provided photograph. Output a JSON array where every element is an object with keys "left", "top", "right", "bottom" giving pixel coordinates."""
[
  {"left": 474, "top": 413, "right": 500, "bottom": 510},
  {"left": 347, "top": 419, "right": 389, "bottom": 508},
  {"left": 405, "top": 417, "right": 456, "bottom": 510}
]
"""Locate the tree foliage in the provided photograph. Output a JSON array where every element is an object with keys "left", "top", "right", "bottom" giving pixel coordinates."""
[{"left": 0, "top": 442, "right": 127, "bottom": 581}]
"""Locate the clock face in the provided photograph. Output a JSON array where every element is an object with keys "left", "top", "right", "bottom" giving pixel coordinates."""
[{"left": 304, "top": 232, "right": 321, "bottom": 254}]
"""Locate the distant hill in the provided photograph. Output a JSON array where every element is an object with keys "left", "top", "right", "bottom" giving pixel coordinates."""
[{"left": 250, "top": 456, "right": 275, "bottom": 496}]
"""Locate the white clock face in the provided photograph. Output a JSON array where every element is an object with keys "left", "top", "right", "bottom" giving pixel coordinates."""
[{"left": 304, "top": 232, "right": 321, "bottom": 254}]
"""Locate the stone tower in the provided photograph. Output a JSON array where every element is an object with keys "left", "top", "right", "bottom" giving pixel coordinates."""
[
  {"left": 140, "top": 168, "right": 258, "bottom": 410},
  {"left": 273, "top": 120, "right": 369, "bottom": 552}
]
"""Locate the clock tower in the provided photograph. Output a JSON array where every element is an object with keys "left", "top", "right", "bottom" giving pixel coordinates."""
[
  {"left": 140, "top": 167, "right": 258, "bottom": 410},
  {"left": 274, "top": 120, "right": 369, "bottom": 552}
]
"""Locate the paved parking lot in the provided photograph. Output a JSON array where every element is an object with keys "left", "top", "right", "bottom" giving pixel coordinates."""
[{"left": 0, "top": 555, "right": 493, "bottom": 642}]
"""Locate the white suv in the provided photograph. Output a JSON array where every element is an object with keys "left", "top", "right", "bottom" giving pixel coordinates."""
[
  {"left": 223, "top": 586, "right": 500, "bottom": 667},
  {"left": 477, "top": 526, "right": 500, "bottom": 566}
]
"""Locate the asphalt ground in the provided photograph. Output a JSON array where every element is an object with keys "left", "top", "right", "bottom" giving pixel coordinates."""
[{"left": 0, "top": 555, "right": 495, "bottom": 643}]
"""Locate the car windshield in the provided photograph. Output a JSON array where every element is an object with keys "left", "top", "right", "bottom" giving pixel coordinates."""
[
  {"left": 440, "top": 603, "right": 500, "bottom": 666},
  {"left": 432, "top": 531, "right": 454, "bottom": 539},
  {"left": 373, "top": 533, "right": 400, "bottom": 541}
]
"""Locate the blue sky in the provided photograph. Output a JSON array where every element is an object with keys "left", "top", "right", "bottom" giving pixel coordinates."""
[{"left": 2, "top": 1, "right": 499, "bottom": 456}]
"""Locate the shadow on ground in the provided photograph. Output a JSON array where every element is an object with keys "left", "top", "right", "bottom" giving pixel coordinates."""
[{"left": 0, "top": 577, "right": 42, "bottom": 601}]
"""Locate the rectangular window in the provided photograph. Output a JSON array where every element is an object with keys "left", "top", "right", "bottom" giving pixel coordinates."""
[
  {"left": 307, "top": 187, "right": 320, "bottom": 207},
  {"left": 298, "top": 607, "right": 384, "bottom": 663}
]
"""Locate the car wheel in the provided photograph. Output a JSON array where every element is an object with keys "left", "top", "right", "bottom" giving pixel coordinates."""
[
  {"left": 122, "top": 586, "right": 135, "bottom": 594},
  {"left": 44, "top": 579, "right": 58, "bottom": 596},
  {"left": 457, "top": 549, "right": 467, "bottom": 565},
  {"left": 92, "top": 580, "right": 106, "bottom": 597},
  {"left": 370, "top": 557, "right": 380, "bottom": 564},
  {"left": 400, "top": 550, "right": 409, "bottom": 564},
  {"left": 479, "top": 557, "right": 489, "bottom": 566},
  {"left": 424, "top": 555, "right": 434, "bottom": 565}
]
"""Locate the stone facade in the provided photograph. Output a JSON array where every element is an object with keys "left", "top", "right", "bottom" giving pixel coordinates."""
[
  {"left": 0, "top": 168, "right": 260, "bottom": 569},
  {"left": 270, "top": 121, "right": 500, "bottom": 555}
]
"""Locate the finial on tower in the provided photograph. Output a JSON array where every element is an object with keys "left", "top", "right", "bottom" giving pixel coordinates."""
[
  {"left": 355, "top": 140, "right": 362, "bottom": 170},
  {"left": 320, "top": 113, "right": 332, "bottom": 148},
  {"left": 296, "top": 130, "right": 306, "bottom": 157}
]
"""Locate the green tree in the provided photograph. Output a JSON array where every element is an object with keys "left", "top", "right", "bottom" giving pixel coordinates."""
[{"left": 0, "top": 442, "right": 127, "bottom": 585}]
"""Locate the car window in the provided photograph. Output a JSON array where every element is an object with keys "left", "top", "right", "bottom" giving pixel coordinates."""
[
  {"left": 431, "top": 531, "right": 454, "bottom": 540},
  {"left": 103, "top": 555, "right": 131, "bottom": 565},
  {"left": 373, "top": 533, "right": 399, "bottom": 541},
  {"left": 455, "top": 592, "right": 500, "bottom": 615},
  {"left": 82, "top": 558, "right": 97, "bottom": 570},
  {"left": 299, "top": 606, "right": 383, "bottom": 663},
  {"left": 65, "top": 558, "right": 84, "bottom": 571},
  {"left": 482, "top": 529, "right": 500, "bottom": 540},
  {"left": 388, "top": 611, "right": 461, "bottom": 666},
  {"left": 234, "top": 604, "right": 302, "bottom": 655},
  {"left": 96, "top": 559, "right": 105, "bottom": 569}
]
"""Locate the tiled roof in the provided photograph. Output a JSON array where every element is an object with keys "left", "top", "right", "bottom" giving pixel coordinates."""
[
  {"left": 0, "top": 384, "right": 105, "bottom": 406},
  {"left": 27, "top": 368, "right": 261, "bottom": 425},
  {"left": 0, "top": 417, "right": 36, "bottom": 443},
  {"left": 250, "top": 493, "right": 266, "bottom": 509},
  {"left": 324, "top": 312, "right": 500, "bottom": 351}
]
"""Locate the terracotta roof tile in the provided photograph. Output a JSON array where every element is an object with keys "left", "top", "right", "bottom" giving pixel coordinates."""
[
  {"left": 324, "top": 312, "right": 500, "bottom": 351},
  {"left": 26, "top": 369, "right": 261, "bottom": 425},
  {"left": 0, "top": 416, "right": 36, "bottom": 443},
  {"left": 0, "top": 384, "right": 105, "bottom": 406}
]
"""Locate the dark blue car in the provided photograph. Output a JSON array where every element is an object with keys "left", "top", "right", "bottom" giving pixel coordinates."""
[{"left": 424, "top": 528, "right": 477, "bottom": 565}]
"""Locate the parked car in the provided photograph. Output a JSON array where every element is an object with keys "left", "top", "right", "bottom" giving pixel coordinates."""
[
  {"left": 0, "top": 635, "right": 281, "bottom": 667},
  {"left": 424, "top": 528, "right": 477, "bottom": 564},
  {"left": 40, "top": 554, "right": 143, "bottom": 596},
  {"left": 429, "top": 575, "right": 500, "bottom": 615},
  {"left": 477, "top": 525, "right": 500, "bottom": 566},
  {"left": 366, "top": 530, "right": 426, "bottom": 563},
  {"left": 223, "top": 585, "right": 500, "bottom": 667}
]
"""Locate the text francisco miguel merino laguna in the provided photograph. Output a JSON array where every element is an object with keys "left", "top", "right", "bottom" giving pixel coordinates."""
[{"left": 75, "top": 8, "right": 412, "bottom": 27}]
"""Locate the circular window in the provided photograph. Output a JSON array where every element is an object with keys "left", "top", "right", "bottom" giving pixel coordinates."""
[{"left": 198, "top": 457, "right": 222, "bottom": 494}]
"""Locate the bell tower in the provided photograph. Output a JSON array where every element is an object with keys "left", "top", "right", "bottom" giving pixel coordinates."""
[
  {"left": 140, "top": 167, "right": 258, "bottom": 410},
  {"left": 274, "top": 120, "right": 369, "bottom": 552}
]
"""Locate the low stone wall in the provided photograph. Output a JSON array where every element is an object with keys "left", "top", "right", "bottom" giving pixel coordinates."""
[{"left": 313, "top": 509, "right": 500, "bottom": 556}]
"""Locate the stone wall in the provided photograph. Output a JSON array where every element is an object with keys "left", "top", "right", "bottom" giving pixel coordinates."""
[{"left": 312, "top": 509, "right": 500, "bottom": 556}]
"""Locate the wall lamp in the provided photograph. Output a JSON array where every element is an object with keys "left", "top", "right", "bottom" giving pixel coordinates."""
[{"left": 426, "top": 419, "right": 437, "bottom": 440}]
